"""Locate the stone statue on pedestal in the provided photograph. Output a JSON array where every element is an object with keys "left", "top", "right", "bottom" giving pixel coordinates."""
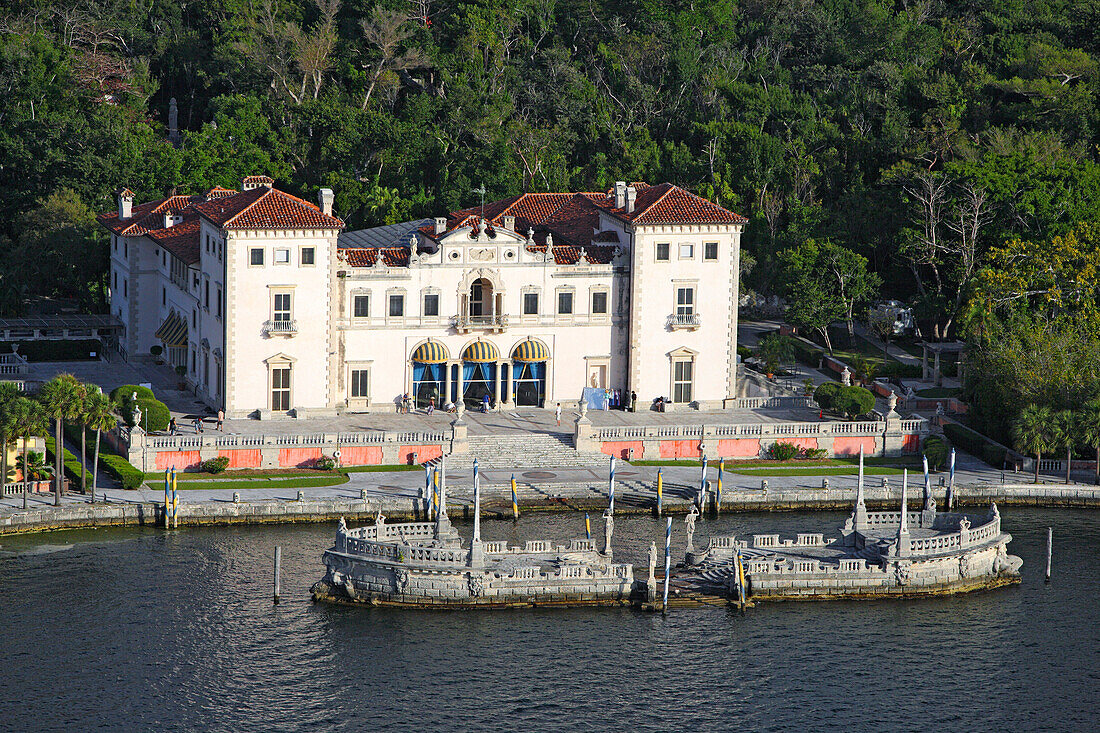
[
  {"left": 685, "top": 506, "right": 699, "bottom": 552},
  {"left": 648, "top": 542, "right": 658, "bottom": 584},
  {"left": 374, "top": 509, "right": 385, "bottom": 527},
  {"left": 841, "top": 366, "right": 852, "bottom": 386}
]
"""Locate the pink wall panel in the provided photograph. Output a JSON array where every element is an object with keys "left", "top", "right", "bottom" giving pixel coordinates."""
[
  {"left": 339, "top": 446, "right": 383, "bottom": 466},
  {"left": 833, "top": 436, "right": 877, "bottom": 456},
  {"left": 601, "top": 441, "right": 644, "bottom": 460},
  {"left": 278, "top": 447, "right": 323, "bottom": 468},
  {"left": 218, "top": 449, "right": 261, "bottom": 469},
  {"left": 156, "top": 450, "right": 201, "bottom": 471},
  {"left": 399, "top": 445, "right": 443, "bottom": 465},
  {"left": 717, "top": 439, "right": 762, "bottom": 458},
  {"left": 659, "top": 439, "right": 702, "bottom": 459}
]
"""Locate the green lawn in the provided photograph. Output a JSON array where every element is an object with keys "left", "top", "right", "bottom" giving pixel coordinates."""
[
  {"left": 916, "top": 387, "right": 961, "bottom": 398},
  {"left": 146, "top": 474, "right": 350, "bottom": 490}
]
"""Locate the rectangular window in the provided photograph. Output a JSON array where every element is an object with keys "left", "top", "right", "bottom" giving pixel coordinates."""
[
  {"left": 350, "top": 369, "right": 369, "bottom": 398},
  {"left": 591, "top": 291, "right": 608, "bottom": 315},
  {"left": 423, "top": 293, "right": 439, "bottom": 317},
  {"left": 250, "top": 248, "right": 264, "bottom": 266},
  {"left": 191, "top": 350, "right": 196, "bottom": 373},
  {"left": 204, "top": 280, "right": 210, "bottom": 309},
  {"left": 123, "top": 279, "right": 127, "bottom": 297},
  {"left": 676, "top": 287, "right": 695, "bottom": 316},
  {"left": 388, "top": 294, "right": 405, "bottom": 317},
  {"left": 271, "top": 367, "right": 291, "bottom": 411},
  {"left": 558, "top": 291, "right": 574, "bottom": 315},
  {"left": 113, "top": 272, "right": 117, "bottom": 290},
  {"left": 523, "top": 292, "right": 539, "bottom": 315},
  {"left": 273, "top": 293, "right": 292, "bottom": 322},
  {"left": 191, "top": 309, "right": 196, "bottom": 328},
  {"left": 274, "top": 248, "right": 290, "bottom": 265},
  {"left": 656, "top": 243, "right": 670, "bottom": 261},
  {"left": 216, "top": 288, "right": 223, "bottom": 319},
  {"left": 216, "top": 240, "right": 222, "bottom": 262},
  {"left": 353, "top": 295, "right": 370, "bottom": 318},
  {"left": 704, "top": 242, "right": 719, "bottom": 260},
  {"left": 162, "top": 287, "right": 166, "bottom": 306},
  {"left": 679, "top": 243, "right": 694, "bottom": 259},
  {"left": 673, "top": 360, "right": 694, "bottom": 403},
  {"left": 162, "top": 251, "right": 166, "bottom": 267},
  {"left": 124, "top": 241, "right": 128, "bottom": 258},
  {"left": 301, "top": 247, "right": 315, "bottom": 265}
]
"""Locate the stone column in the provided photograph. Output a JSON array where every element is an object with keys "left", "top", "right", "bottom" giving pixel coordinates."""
[
  {"left": 501, "top": 360, "right": 513, "bottom": 408},
  {"left": 406, "top": 361, "right": 415, "bottom": 411},
  {"left": 451, "top": 414, "right": 469, "bottom": 454},
  {"left": 455, "top": 360, "right": 465, "bottom": 407},
  {"left": 441, "top": 361, "right": 450, "bottom": 407},
  {"left": 934, "top": 351, "right": 942, "bottom": 386},
  {"left": 493, "top": 361, "right": 503, "bottom": 408}
]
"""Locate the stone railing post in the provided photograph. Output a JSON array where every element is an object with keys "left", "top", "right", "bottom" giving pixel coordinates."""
[
  {"left": 574, "top": 399, "right": 596, "bottom": 453},
  {"left": 450, "top": 416, "right": 469, "bottom": 454}
]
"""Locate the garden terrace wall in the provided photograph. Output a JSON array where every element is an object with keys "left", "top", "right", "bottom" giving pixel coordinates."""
[
  {"left": 125, "top": 428, "right": 448, "bottom": 471},
  {"left": 595, "top": 416, "right": 929, "bottom": 461}
]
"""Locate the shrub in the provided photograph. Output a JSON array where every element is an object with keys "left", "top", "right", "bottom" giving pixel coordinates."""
[
  {"left": 315, "top": 456, "right": 336, "bottom": 471},
  {"left": 791, "top": 339, "right": 824, "bottom": 366},
  {"left": 737, "top": 346, "right": 754, "bottom": 362},
  {"left": 880, "top": 361, "right": 923, "bottom": 379},
  {"left": 924, "top": 435, "right": 949, "bottom": 470},
  {"left": 110, "top": 384, "right": 155, "bottom": 403},
  {"left": 798, "top": 447, "right": 829, "bottom": 460},
  {"left": 130, "top": 398, "right": 170, "bottom": 432},
  {"left": 834, "top": 386, "right": 876, "bottom": 419},
  {"left": 99, "top": 453, "right": 144, "bottom": 489},
  {"left": 767, "top": 441, "right": 800, "bottom": 461},
  {"left": 45, "top": 438, "right": 84, "bottom": 486},
  {"left": 982, "top": 443, "right": 1007, "bottom": 468},
  {"left": 813, "top": 382, "right": 841, "bottom": 411},
  {"left": 150, "top": 345, "right": 163, "bottom": 357},
  {"left": 200, "top": 456, "right": 230, "bottom": 474}
]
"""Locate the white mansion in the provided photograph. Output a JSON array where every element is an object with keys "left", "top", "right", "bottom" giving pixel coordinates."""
[{"left": 100, "top": 178, "right": 746, "bottom": 418}]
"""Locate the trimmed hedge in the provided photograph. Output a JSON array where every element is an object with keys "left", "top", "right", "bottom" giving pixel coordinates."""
[
  {"left": 880, "top": 361, "right": 923, "bottom": 379},
  {"left": 834, "top": 385, "right": 876, "bottom": 418},
  {"left": 133, "top": 398, "right": 170, "bottom": 432},
  {"left": 792, "top": 339, "right": 824, "bottom": 366},
  {"left": 813, "top": 382, "right": 841, "bottom": 410},
  {"left": 110, "top": 384, "right": 155, "bottom": 402},
  {"left": 45, "top": 437, "right": 84, "bottom": 487},
  {"left": 99, "top": 453, "right": 144, "bottom": 489}
]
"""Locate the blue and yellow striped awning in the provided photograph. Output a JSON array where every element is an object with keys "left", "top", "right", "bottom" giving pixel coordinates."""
[
  {"left": 154, "top": 311, "right": 188, "bottom": 348},
  {"left": 411, "top": 339, "right": 449, "bottom": 364},
  {"left": 462, "top": 340, "right": 500, "bottom": 363},
  {"left": 511, "top": 338, "right": 550, "bottom": 362}
]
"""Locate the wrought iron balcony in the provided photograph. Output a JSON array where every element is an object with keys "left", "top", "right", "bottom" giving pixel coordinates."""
[
  {"left": 452, "top": 313, "right": 508, "bottom": 334},
  {"left": 264, "top": 319, "right": 298, "bottom": 335},
  {"left": 667, "top": 312, "right": 701, "bottom": 330}
]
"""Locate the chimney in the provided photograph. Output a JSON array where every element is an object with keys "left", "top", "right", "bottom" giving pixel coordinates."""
[
  {"left": 318, "top": 188, "right": 334, "bottom": 217},
  {"left": 163, "top": 212, "right": 177, "bottom": 228},
  {"left": 434, "top": 217, "right": 447, "bottom": 235},
  {"left": 614, "top": 181, "right": 627, "bottom": 209},
  {"left": 503, "top": 215, "right": 515, "bottom": 232},
  {"left": 118, "top": 188, "right": 133, "bottom": 220},
  {"left": 625, "top": 186, "right": 637, "bottom": 214}
]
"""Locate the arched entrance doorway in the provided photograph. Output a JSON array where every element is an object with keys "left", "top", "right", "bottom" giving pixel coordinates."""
[
  {"left": 511, "top": 338, "right": 549, "bottom": 407},
  {"left": 410, "top": 339, "right": 449, "bottom": 408},
  {"left": 462, "top": 339, "right": 499, "bottom": 408}
]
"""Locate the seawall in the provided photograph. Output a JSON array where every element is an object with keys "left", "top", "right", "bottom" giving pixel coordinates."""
[{"left": 2, "top": 482, "right": 1099, "bottom": 536}]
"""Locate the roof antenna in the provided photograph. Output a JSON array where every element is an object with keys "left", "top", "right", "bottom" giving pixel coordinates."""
[{"left": 472, "top": 183, "right": 486, "bottom": 221}]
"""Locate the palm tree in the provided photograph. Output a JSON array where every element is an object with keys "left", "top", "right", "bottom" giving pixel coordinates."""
[
  {"left": 1052, "top": 409, "right": 1076, "bottom": 484},
  {"left": 1077, "top": 399, "right": 1100, "bottom": 486},
  {"left": 8, "top": 397, "right": 46, "bottom": 510},
  {"left": 37, "top": 374, "right": 85, "bottom": 506},
  {"left": 84, "top": 391, "right": 117, "bottom": 503},
  {"left": 1013, "top": 404, "right": 1055, "bottom": 484},
  {"left": 0, "top": 382, "right": 22, "bottom": 493},
  {"left": 74, "top": 386, "right": 99, "bottom": 495}
]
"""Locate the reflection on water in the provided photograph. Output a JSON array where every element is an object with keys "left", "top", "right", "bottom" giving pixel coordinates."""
[{"left": 0, "top": 510, "right": 1097, "bottom": 732}]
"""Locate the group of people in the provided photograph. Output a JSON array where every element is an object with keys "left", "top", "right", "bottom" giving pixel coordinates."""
[{"left": 167, "top": 409, "right": 224, "bottom": 435}]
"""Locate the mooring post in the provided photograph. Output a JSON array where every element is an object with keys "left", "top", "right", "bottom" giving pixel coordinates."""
[
  {"left": 662, "top": 517, "right": 672, "bottom": 614},
  {"left": 510, "top": 473, "right": 519, "bottom": 520},
  {"left": 171, "top": 470, "right": 178, "bottom": 529},
  {"left": 655, "top": 467, "right": 663, "bottom": 517},
  {"left": 1046, "top": 527, "right": 1052, "bottom": 582},
  {"left": 585, "top": 512, "right": 591, "bottom": 540},
  {"left": 274, "top": 546, "right": 281, "bottom": 604}
]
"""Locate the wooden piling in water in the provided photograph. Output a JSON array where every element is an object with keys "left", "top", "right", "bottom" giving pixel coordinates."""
[
  {"left": 274, "top": 546, "right": 282, "bottom": 603},
  {"left": 1046, "top": 527, "right": 1052, "bottom": 582}
]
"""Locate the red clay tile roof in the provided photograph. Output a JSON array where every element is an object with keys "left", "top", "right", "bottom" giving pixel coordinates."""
[
  {"left": 205, "top": 186, "right": 236, "bottom": 199},
  {"left": 606, "top": 183, "right": 747, "bottom": 224},
  {"left": 193, "top": 187, "right": 343, "bottom": 230},
  {"left": 145, "top": 216, "right": 202, "bottom": 265},
  {"left": 98, "top": 194, "right": 204, "bottom": 237},
  {"left": 339, "top": 248, "right": 409, "bottom": 267},
  {"left": 243, "top": 175, "right": 274, "bottom": 186},
  {"left": 525, "top": 244, "right": 618, "bottom": 265}
]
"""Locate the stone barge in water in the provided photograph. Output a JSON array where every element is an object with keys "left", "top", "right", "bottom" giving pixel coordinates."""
[{"left": 311, "top": 464, "right": 1023, "bottom": 610}]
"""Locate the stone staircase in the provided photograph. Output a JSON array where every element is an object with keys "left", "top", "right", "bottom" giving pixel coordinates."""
[{"left": 435, "top": 431, "right": 611, "bottom": 470}]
